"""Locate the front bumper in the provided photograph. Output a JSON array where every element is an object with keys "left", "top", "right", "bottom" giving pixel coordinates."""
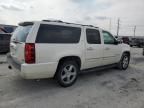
[{"left": 7, "top": 53, "right": 58, "bottom": 79}]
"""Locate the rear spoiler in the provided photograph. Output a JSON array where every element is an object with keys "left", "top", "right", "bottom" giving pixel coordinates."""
[{"left": 19, "top": 22, "right": 34, "bottom": 26}]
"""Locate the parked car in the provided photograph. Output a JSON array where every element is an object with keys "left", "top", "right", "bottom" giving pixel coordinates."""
[
  {"left": 0, "top": 24, "right": 17, "bottom": 33},
  {"left": 138, "top": 39, "right": 144, "bottom": 48},
  {"left": 0, "top": 27, "right": 12, "bottom": 53},
  {"left": 0, "top": 27, "right": 7, "bottom": 33},
  {"left": 130, "top": 38, "right": 144, "bottom": 48},
  {"left": 129, "top": 38, "right": 137, "bottom": 47},
  {"left": 121, "top": 37, "right": 130, "bottom": 45},
  {"left": 7, "top": 20, "right": 130, "bottom": 87}
]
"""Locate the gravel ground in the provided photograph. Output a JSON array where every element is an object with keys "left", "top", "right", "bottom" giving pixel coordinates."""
[{"left": 0, "top": 48, "right": 144, "bottom": 108}]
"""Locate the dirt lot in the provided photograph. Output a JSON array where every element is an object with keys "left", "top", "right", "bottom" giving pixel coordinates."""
[{"left": 0, "top": 48, "right": 144, "bottom": 108}]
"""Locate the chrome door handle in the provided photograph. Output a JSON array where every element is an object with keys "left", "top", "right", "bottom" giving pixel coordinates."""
[
  {"left": 105, "top": 47, "right": 110, "bottom": 50},
  {"left": 87, "top": 47, "right": 94, "bottom": 50}
]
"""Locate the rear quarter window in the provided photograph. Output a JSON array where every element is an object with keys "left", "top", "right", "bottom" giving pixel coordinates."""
[{"left": 36, "top": 24, "right": 81, "bottom": 43}]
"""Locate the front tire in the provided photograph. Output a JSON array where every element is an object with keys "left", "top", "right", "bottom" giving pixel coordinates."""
[
  {"left": 56, "top": 60, "right": 79, "bottom": 87},
  {"left": 117, "top": 53, "right": 130, "bottom": 70}
]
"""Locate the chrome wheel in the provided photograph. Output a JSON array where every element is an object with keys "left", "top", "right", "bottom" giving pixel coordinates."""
[
  {"left": 122, "top": 56, "right": 129, "bottom": 68},
  {"left": 61, "top": 65, "right": 77, "bottom": 84},
  {"left": 117, "top": 53, "right": 130, "bottom": 70}
]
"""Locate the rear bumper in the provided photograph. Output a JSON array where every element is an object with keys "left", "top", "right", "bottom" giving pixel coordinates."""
[
  {"left": 7, "top": 54, "right": 58, "bottom": 79},
  {"left": 7, "top": 53, "right": 21, "bottom": 71}
]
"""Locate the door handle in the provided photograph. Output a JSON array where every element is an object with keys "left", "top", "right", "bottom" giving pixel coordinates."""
[
  {"left": 105, "top": 47, "right": 110, "bottom": 50},
  {"left": 87, "top": 47, "right": 94, "bottom": 50}
]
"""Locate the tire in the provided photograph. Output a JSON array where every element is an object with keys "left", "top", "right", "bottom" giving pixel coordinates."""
[
  {"left": 117, "top": 53, "right": 130, "bottom": 70},
  {"left": 56, "top": 60, "right": 79, "bottom": 87}
]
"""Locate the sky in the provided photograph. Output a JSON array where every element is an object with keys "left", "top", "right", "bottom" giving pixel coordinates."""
[{"left": 0, "top": 0, "right": 144, "bottom": 36}]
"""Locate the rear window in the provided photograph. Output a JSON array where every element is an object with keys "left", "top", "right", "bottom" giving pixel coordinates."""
[
  {"left": 12, "top": 25, "right": 32, "bottom": 42},
  {"left": 36, "top": 24, "right": 81, "bottom": 43},
  {"left": 0, "top": 30, "right": 5, "bottom": 34}
]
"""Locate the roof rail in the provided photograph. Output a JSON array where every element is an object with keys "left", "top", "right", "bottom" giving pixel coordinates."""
[
  {"left": 83, "top": 25, "right": 97, "bottom": 28},
  {"left": 62, "top": 22, "right": 83, "bottom": 26},
  {"left": 42, "top": 20, "right": 63, "bottom": 23},
  {"left": 59, "top": 22, "right": 98, "bottom": 28},
  {"left": 42, "top": 20, "right": 98, "bottom": 28}
]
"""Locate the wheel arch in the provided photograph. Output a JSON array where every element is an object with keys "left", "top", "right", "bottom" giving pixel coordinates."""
[
  {"left": 57, "top": 56, "right": 81, "bottom": 68},
  {"left": 123, "top": 51, "right": 130, "bottom": 57},
  {"left": 54, "top": 56, "right": 81, "bottom": 78},
  {"left": 119, "top": 51, "right": 130, "bottom": 62}
]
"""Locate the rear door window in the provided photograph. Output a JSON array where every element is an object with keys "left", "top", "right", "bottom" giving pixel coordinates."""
[
  {"left": 36, "top": 24, "right": 81, "bottom": 43},
  {"left": 86, "top": 29, "right": 101, "bottom": 44},
  {"left": 12, "top": 25, "right": 32, "bottom": 42}
]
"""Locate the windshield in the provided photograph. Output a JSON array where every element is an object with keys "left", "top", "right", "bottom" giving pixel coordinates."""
[{"left": 12, "top": 25, "right": 32, "bottom": 42}]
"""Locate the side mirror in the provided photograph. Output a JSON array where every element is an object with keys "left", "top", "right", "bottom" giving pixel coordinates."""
[
  {"left": 114, "top": 40, "right": 119, "bottom": 45},
  {"left": 114, "top": 40, "right": 122, "bottom": 45}
]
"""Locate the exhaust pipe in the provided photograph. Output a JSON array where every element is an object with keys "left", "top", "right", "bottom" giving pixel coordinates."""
[{"left": 8, "top": 65, "right": 12, "bottom": 69}]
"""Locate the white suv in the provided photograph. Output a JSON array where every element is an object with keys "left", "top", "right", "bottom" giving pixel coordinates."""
[{"left": 7, "top": 20, "right": 130, "bottom": 87}]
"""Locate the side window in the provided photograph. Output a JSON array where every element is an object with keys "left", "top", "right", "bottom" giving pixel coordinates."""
[
  {"left": 86, "top": 29, "right": 101, "bottom": 44},
  {"left": 102, "top": 31, "right": 115, "bottom": 44},
  {"left": 36, "top": 24, "right": 81, "bottom": 43}
]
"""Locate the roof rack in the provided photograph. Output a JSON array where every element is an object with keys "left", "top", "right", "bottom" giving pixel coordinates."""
[
  {"left": 83, "top": 25, "right": 97, "bottom": 28},
  {"left": 42, "top": 20, "right": 63, "bottom": 23},
  {"left": 42, "top": 19, "right": 98, "bottom": 28}
]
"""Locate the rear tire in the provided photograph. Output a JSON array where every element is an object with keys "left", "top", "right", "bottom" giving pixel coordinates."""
[
  {"left": 56, "top": 60, "right": 79, "bottom": 87},
  {"left": 117, "top": 53, "right": 130, "bottom": 70}
]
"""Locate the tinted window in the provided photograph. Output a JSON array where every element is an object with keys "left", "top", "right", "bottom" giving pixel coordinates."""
[
  {"left": 0, "top": 36, "right": 3, "bottom": 40},
  {"left": 36, "top": 24, "right": 81, "bottom": 43},
  {"left": 0, "top": 30, "right": 5, "bottom": 34},
  {"left": 4, "top": 27, "right": 15, "bottom": 33},
  {"left": 86, "top": 29, "right": 101, "bottom": 44},
  {"left": 103, "top": 31, "right": 115, "bottom": 44},
  {"left": 12, "top": 25, "right": 32, "bottom": 42}
]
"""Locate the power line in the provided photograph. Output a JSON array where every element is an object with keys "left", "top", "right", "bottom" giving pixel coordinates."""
[{"left": 121, "top": 24, "right": 144, "bottom": 27}]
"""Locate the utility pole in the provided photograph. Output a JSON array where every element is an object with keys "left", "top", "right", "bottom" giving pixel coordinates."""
[
  {"left": 117, "top": 18, "right": 120, "bottom": 36},
  {"left": 109, "top": 18, "right": 112, "bottom": 32},
  {"left": 134, "top": 26, "right": 136, "bottom": 37}
]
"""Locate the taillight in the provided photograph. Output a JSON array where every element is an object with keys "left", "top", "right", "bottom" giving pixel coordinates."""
[{"left": 25, "top": 43, "right": 35, "bottom": 64}]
